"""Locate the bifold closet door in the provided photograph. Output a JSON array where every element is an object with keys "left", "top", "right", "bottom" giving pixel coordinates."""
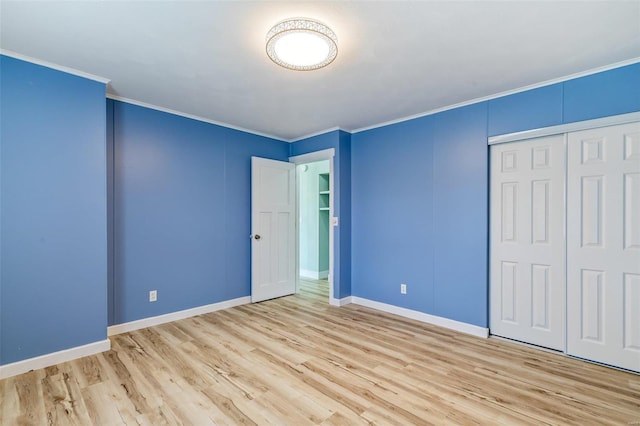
[
  {"left": 490, "top": 135, "right": 565, "bottom": 350},
  {"left": 567, "top": 122, "right": 640, "bottom": 372}
]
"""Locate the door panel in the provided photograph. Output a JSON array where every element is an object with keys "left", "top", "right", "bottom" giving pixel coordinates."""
[
  {"left": 567, "top": 122, "right": 640, "bottom": 372},
  {"left": 490, "top": 135, "right": 565, "bottom": 350},
  {"left": 625, "top": 173, "right": 640, "bottom": 250},
  {"left": 531, "top": 264, "right": 550, "bottom": 329},
  {"left": 251, "top": 157, "right": 295, "bottom": 303},
  {"left": 624, "top": 273, "right": 640, "bottom": 350}
]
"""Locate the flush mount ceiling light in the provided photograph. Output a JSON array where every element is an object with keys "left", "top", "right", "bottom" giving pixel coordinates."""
[{"left": 266, "top": 18, "right": 338, "bottom": 71}]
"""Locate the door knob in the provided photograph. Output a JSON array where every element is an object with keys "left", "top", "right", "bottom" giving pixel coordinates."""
[{"left": 254, "top": 234, "right": 261, "bottom": 240}]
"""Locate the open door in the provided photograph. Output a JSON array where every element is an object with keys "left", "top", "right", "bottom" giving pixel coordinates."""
[{"left": 251, "top": 157, "right": 296, "bottom": 302}]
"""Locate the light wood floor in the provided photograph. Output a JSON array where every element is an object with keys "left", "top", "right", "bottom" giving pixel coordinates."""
[{"left": 2, "top": 279, "right": 639, "bottom": 425}]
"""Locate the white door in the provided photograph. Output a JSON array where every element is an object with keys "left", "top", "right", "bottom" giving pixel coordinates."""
[
  {"left": 251, "top": 157, "right": 296, "bottom": 303},
  {"left": 567, "top": 122, "right": 640, "bottom": 372},
  {"left": 490, "top": 135, "right": 565, "bottom": 350}
]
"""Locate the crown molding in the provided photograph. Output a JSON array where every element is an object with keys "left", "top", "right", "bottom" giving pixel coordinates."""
[
  {"left": 4, "top": 49, "right": 637, "bottom": 142},
  {"left": 107, "top": 94, "right": 288, "bottom": 142},
  {"left": 0, "top": 50, "right": 110, "bottom": 84},
  {"left": 351, "top": 57, "right": 640, "bottom": 135},
  {"left": 287, "top": 127, "right": 346, "bottom": 143}
]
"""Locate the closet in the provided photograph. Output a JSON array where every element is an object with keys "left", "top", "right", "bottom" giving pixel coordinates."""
[{"left": 490, "top": 120, "right": 640, "bottom": 372}]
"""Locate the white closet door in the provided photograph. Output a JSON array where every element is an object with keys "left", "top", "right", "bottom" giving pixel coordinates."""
[
  {"left": 567, "top": 122, "right": 640, "bottom": 372},
  {"left": 490, "top": 135, "right": 565, "bottom": 350}
]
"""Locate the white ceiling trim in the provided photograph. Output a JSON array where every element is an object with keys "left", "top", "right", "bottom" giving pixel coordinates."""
[
  {"left": 2, "top": 2, "right": 638, "bottom": 140},
  {"left": 108, "top": 94, "right": 351, "bottom": 144},
  {"left": 1, "top": 48, "right": 338, "bottom": 142},
  {"left": 288, "top": 127, "right": 345, "bottom": 143},
  {"left": 106, "top": 94, "right": 288, "bottom": 143},
  {"left": 351, "top": 56, "right": 640, "bottom": 135},
  {"left": 4, "top": 50, "right": 639, "bottom": 144},
  {"left": 0, "top": 49, "right": 110, "bottom": 84}
]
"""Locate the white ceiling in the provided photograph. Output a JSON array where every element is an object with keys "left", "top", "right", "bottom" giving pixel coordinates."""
[{"left": 2, "top": 1, "right": 639, "bottom": 141}]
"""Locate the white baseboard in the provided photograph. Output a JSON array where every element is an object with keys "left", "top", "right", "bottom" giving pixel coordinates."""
[
  {"left": 0, "top": 339, "right": 111, "bottom": 380},
  {"left": 300, "top": 269, "right": 329, "bottom": 280},
  {"left": 300, "top": 269, "right": 315, "bottom": 279},
  {"left": 330, "top": 296, "right": 352, "bottom": 306},
  {"left": 0, "top": 296, "right": 485, "bottom": 379},
  {"left": 300, "top": 269, "right": 318, "bottom": 279},
  {"left": 349, "top": 297, "right": 489, "bottom": 338},
  {"left": 108, "top": 296, "right": 251, "bottom": 336}
]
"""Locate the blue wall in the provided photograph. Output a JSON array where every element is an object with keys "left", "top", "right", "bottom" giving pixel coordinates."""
[
  {"left": 431, "top": 103, "right": 488, "bottom": 325},
  {"left": 352, "top": 117, "right": 435, "bottom": 311},
  {"left": 351, "top": 106, "right": 489, "bottom": 327},
  {"left": 563, "top": 63, "right": 640, "bottom": 123},
  {"left": 488, "top": 62, "right": 640, "bottom": 134},
  {"left": 350, "top": 62, "right": 640, "bottom": 328},
  {"left": 487, "top": 84, "right": 563, "bottom": 136},
  {"left": 289, "top": 130, "right": 352, "bottom": 299},
  {"left": 2, "top": 53, "right": 638, "bottom": 367},
  {"left": 0, "top": 56, "right": 107, "bottom": 364},
  {"left": 109, "top": 101, "right": 288, "bottom": 325}
]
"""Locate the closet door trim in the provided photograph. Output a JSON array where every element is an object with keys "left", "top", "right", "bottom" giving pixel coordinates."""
[{"left": 488, "top": 111, "right": 640, "bottom": 146}]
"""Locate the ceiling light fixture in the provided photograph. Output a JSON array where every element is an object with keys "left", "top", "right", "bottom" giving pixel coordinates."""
[{"left": 266, "top": 18, "right": 338, "bottom": 71}]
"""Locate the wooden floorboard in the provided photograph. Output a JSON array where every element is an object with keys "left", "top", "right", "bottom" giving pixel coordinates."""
[{"left": 1, "top": 279, "right": 638, "bottom": 425}]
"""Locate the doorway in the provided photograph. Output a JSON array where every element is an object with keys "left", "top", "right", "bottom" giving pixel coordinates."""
[
  {"left": 297, "top": 160, "right": 330, "bottom": 300},
  {"left": 288, "top": 148, "right": 335, "bottom": 302}
]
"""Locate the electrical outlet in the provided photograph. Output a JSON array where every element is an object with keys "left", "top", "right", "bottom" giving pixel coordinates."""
[
  {"left": 149, "top": 290, "right": 157, "bottom": 302},
  {"left": 400, "top": 283, "right": 407, "bottom": 294}
]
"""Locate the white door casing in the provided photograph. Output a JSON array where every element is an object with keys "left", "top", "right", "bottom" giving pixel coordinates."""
[
  {"left": 251, "top": 157, "right": 296, "bottom": 303},
  {"left": 490, "top": 135, "right": 566, "bottom": 351},
  {"left": 567, "top": 122, "right": 640, "bottom": 372},
  {"left": 289, "top": 148, "right": 336, "bottom": 304}
]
